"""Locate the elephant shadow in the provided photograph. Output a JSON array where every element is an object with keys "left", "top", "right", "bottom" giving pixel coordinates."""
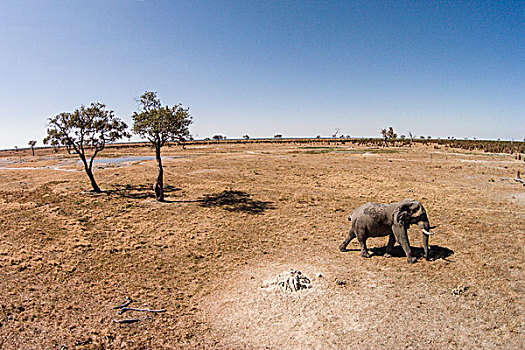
[{"left": 369, "top": 245, "right": 454, "bottom": 261}]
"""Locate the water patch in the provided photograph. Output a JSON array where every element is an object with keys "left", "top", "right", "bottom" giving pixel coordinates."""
[
  {"left": 90, "top": 156, "right": 162, "bottom": 164},
  {"left": 0, "top": 155, "right": 191, "bottom": 171},
  {"left": 81, "top": 155, "right": 191, "bottom": 164},
  {"left": 457, "top": 159, "right": 515, "bottom": 164},
  {"left": 0, "top": 165, "right": 78, "bottom": 172}
]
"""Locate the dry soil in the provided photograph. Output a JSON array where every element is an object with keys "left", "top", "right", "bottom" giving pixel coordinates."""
[{"left": 0, "top": 143, "right": 523, "bottom": 349}]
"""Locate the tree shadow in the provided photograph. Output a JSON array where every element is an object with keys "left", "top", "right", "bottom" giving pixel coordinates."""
[
  {"left": 370, "top": 245, "right": 454, "bottom": 261},
  {"left": 197, "top": 190, "right": 274, "bottom": 214},
  {"left": 106, "top": 184, "right": 182, "bottom": 200}
]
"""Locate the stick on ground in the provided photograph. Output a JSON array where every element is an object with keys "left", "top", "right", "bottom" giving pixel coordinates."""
[
  {"left": 118, "top": 307, "right": 167, "bottom": 315},
  {"left": 113, "top": 318, "right": 140, "bottom": 324},
  {"left": 112, "top": 297, "right": 133, "bottom": 309}
]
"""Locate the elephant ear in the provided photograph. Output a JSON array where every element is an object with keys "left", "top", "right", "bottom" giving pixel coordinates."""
[{"left": 393, "top": 203, "right": 409, "bottom": 226}]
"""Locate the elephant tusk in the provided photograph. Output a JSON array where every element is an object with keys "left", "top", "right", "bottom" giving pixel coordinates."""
[{"left": 422, "top": 229, "right": 435, "bottom": 235}]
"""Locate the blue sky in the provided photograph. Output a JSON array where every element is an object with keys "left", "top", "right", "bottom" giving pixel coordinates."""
[{"left": 0, "top": 0, "right": 523, "bottom": 149}]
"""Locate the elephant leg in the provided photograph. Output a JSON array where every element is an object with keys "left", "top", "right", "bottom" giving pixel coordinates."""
[
  {"left": 392, "top": 225, "right": 415, "bottom": 263},
  {"left": 358, "top": 237, "right": 371, "bottom": 258},
  {"left": 339, "top": 228, "right": 356, "bottom": 252},
  {"left": 384, "top": 233, "right": 396, "bottom": 258}
]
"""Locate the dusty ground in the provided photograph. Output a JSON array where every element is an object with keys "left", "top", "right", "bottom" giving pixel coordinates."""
[{"left": 0, "top": 142, "right": 523, "bottom": 349}]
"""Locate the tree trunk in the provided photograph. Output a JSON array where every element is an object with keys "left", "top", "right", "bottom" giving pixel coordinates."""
[
  {"left": 86, "top": 167, "right": 102, "bottom": 193},
  {"left": 31, "top": 147, "right": 35, "bottom": 156},
  {"left": 79, "top": 154, "right": 101, "bottom": 193},
  {"left": 154, "top": 145, "right": 164, "bottom": 201}
]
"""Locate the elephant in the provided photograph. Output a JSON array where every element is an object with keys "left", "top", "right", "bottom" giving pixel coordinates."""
[{"left": 339, "top": 199, "right": 435, "bottom": 263}]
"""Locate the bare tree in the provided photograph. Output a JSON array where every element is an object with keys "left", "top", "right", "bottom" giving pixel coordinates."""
[
  {"left": 28, "top": 140, "right": 37, "bottom": 156},
  {"left": 408, "top": 132, "right": 414, "bottom": 144}
]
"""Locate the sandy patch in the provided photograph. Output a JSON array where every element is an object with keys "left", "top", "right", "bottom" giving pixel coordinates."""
[
  {"left": 508, "top": 192, "right": 525, "bottom": 206},
  {"left": 201, "top": 262, "right": 368, "bottom": 350}
]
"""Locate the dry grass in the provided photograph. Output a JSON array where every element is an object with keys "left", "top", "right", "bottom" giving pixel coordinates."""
[{"left": 0, "top": 143, "right": 523, "bottom": 349}]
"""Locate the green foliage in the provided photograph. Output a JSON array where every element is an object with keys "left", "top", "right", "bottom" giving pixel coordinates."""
[
  {"left": 132, "top": 91, "right": 192, "bottom": 148},
  {"left": 44, "top": 103, "right": 129, "bottom": 155},
  {"left": 304, "top": 148, "right": 335, "bottom": 154},
  {"left": 435, "top": 139, "right": 525, "bottom": 154},
  {"left": 381, "top": 126, "right": 397, "bottom": 141},
  {"left": 380, "top": 127, "right": 397, "bottom": 146},
  {"left": 43, "top": 102, "right": 129, "bottom": 192},
  {"left": 132, "top": 91, "right": 193, "bottom": 201}
]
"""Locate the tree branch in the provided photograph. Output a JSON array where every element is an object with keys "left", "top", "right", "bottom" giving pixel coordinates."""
[
  {"left": 89, "top": 147, "right": 101, "bottom": 170},
  {"left": 54, "top": 119, "right": 79, "bottom": 154}
]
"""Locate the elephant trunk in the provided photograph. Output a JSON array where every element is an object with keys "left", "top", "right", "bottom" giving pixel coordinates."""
[{"left": 422, "top": 232, "right": 429, "bottom": 260}]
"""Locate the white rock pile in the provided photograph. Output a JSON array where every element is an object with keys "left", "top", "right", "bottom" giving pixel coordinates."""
[{"left": 262, "top": 270, "right": 312, "bottom": 292}]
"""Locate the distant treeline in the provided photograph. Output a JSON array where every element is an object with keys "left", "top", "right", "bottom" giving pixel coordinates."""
[
  {"left": 427, "top": 139, "right": 525, "bottom": 154},
  {"left": 108, "top": 137, "right": 525, "bottom": 155},
  {"left": 6, "top": 137, "right": 524, "bottom": 155}
]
